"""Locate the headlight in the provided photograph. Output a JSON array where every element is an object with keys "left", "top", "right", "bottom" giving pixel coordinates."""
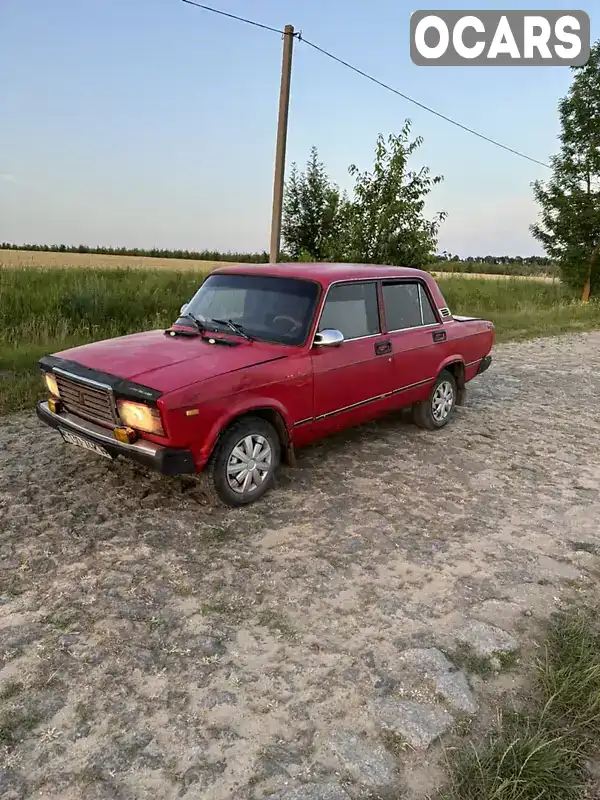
[
  {"left": 43, "top": 372, "right": 59, "bottom": 398},
  {"left": 117, "top": 400, "right": 165, "bottom": 436}
]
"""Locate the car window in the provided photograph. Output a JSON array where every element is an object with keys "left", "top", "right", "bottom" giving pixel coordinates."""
[
  {"left": 318, "top": 282, "right": 380, "bottom": 340},
  {"left": 420, "top": 285, "right": 438, "bottom": 325},
  {"left": 184, "top": 274, "right": 319, "bottom": 345},
  {"left": 198, "top": 286, "right": 246, "bottom": 319},
  {"left": 382, "top": 281, "right": 438, "bottom": 330}
]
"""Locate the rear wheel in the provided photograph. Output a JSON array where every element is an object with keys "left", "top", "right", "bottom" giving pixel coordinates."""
[
  {"left": 209, "top": 416, "right": 280, "bottom": 507},
  {"left": 412, "top": 370, "right": 457, "bottom": 430}
]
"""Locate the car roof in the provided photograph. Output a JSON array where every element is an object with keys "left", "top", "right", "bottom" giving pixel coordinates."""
[{"left": 211, "top": 262, "right": 431, "bottom": 287}]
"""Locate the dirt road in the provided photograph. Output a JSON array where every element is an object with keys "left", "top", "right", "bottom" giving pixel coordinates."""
[{"left": 1, "top": 332, "right": 599, "bottom": 800}]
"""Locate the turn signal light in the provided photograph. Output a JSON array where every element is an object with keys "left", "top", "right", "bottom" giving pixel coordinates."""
[
  {"left": 113, "top": 426, "right": 138, "bottom": 444},
  {"left": 48, "top": 397, "right": 62, "bottom": 414},
  {"left": 43, "top": 372, "right": 60, "bottom": 398}
]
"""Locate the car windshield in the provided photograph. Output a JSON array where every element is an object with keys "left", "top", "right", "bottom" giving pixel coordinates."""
[{"left": 180, "top": 273, "right": 320, "bottom": 345}]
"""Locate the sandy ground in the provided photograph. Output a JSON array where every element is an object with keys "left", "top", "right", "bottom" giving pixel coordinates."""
[{"left": 1, "top": 331, "right": 599, "bottom": 799}]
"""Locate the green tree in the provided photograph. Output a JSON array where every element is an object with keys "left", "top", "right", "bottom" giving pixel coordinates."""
[
  {"left": 531, "top": 40, "right": 600, "bottom": 301},
  {"left": 282, "top": 146, "right": 341, "bottom": 261},
  {"left": 339, "top": 121, "right": 446, "bottom": 268}
]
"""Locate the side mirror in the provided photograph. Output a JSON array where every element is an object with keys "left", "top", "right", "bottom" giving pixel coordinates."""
[
  {"left": 180, "top": 303, "right": 189, "bottom": 315},
  {"left": 314, "top": 328, "right": 344, "bottom": 347}
]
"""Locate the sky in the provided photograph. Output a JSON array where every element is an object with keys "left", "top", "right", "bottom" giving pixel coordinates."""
[{"left": 1, "top": 0, "right": 598, "bottom": 258}]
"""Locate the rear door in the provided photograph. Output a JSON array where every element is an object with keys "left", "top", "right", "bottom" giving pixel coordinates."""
[
  {"left": 311, "top": 280, "right": 394, "bottom": 436},
  {"left": 381, "top": 279, "right": 450, "bottom": 408}
]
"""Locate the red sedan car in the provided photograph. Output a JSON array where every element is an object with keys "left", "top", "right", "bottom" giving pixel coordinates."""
[{"left": 37, "top": 263, "right": 494, "bottom": 506}]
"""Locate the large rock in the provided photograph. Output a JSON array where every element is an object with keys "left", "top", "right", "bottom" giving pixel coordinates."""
[
  {"left": 269, "top": 784, "right": 350, "bottom": 800},
  {"left": 326, "top": 731, "right": 398, "bottom": 788},
  {"left": 399, "top": 647, "right": 454, "bottom": 676},
  {"left": 399, "top": 647, "right": 476, "bottom": 714},
  {"left": 372, "top": 698, "right": 454, "bottom": 749},
  {"left": 470, "top": 600, "right": 525, "bottom": 632},
  {"left": 434, "top": 670, "right": 477, "bottom": 715},
  {"left": 454, "top": 621, "right": 518, "bottom": 658}
]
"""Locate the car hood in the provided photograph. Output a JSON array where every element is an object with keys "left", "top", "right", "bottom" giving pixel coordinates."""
[{"left": 54, "top": 329, "right": 288, "bottom": 393}]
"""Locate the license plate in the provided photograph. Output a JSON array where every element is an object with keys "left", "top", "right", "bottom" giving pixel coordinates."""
[{"left": 59, "top": 429, "right": 114, "bottom": 460}]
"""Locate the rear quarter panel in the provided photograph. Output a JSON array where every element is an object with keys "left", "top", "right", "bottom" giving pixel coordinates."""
[
  {"left": 424, "top": 274, "right": 494, "bottom": 377},
  {"left": 443, "top": 319, "right": 494, "bottom": 380}
]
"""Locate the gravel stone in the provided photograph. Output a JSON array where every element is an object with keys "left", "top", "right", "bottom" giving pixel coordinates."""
[
  {"left": 268, "top": 784, "right": 350, "bottom": 800},
  {"left": 202, "top": 690, "right": 238, "bottom": 708},
  {"left": 372, "top": 698, "right": 454, "bottom": 749},
  {"left": 400, "top": 647, "right": 454, "bottom": 676},
  {"left": 537, "top": 555, "right": 581, "bottom": 581},
  {"left": 373, "top": 673, "right": 401, "bottom": 693},
  {"left": 327, "top": 730, "right": 398, "bottom": 788},
  {"left": 2, "top": 332, "right": 600, "bottom": 798},
  {"left": 470, "top": 600, "right": 525, "bottom": 632},
  {"left": 196, "top": 636, "right": 227, "bottom": 657},
  {"left": 454, "top": 620, "right": 519, "bottom": 658},
  {"left": 584, "top": 759, "right": 600, "bottom": 780},
  {"left": 434, "top": 670, "right": 477, "bottom": 715},
  {"left": 58, "top": 634, "right": 81, "bottom": 650},
  {"left": 0, "top": 769, "right": 26, "bottom": 800}
]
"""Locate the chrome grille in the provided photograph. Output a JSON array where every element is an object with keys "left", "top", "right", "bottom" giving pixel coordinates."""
[{"left": 54, "top": 373, "right": 117, "bottom": 426}]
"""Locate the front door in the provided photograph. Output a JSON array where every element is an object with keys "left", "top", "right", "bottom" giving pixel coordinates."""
[{"left": 311, "top": 280, "right": 394, "bottom": 436}]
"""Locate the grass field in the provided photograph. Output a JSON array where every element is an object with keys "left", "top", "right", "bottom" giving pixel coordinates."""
[
  {"left": 1, "top": 248, "right": 556, "bottom": 283},
  {"left": 1, "top": 264, "right": 599, "bottom": 416},
  {"left": 442, "top": 603, "right": 600, "bottom": 800}
]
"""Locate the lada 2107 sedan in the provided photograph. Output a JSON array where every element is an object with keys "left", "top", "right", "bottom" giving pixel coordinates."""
[{"left": 37, "top": 263, "right": 494, "bottom": 506}]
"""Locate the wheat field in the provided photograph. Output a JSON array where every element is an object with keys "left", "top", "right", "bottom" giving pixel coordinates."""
[
  {"left": 0, "top": 249, "right": 222, "bottom": 272},
  {"left": 0, "top": 249, "right": 557, "bottom": 282},
  {"left": 431, "top": 271, "right": 556, "bottom": 283}
]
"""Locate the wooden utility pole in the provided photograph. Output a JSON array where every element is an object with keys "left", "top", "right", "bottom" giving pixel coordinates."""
[{"left": 269, "top": 24, "right": 295, "bottom": 264}]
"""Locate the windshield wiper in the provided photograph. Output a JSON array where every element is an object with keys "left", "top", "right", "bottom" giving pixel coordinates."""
[
  {"left": 179, "top": 312, "right": 209, "bottom": 334},
  {"left": 210, "top": 318, "right": 253, "bottom": 341}
]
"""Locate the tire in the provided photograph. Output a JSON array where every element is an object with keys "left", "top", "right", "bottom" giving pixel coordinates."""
[
  {"left": 208, "top": 416, "right": 281, "bottom": 507},
  {"left": 412, "top": 370, "right": 457, "bottom": 430}
]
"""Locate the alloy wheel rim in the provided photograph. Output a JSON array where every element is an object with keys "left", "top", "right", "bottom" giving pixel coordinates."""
[
  {"left": 226, "top": 434, "right": 273, "bottom": 494},
  {"left": 432, "top": 380, "right": 454, "bottom": 422}
]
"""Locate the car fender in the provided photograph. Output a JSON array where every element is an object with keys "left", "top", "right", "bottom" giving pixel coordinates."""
[
  {"left": 435, "top": 354, "right": 467, "bottom": 404},
  {"left": 201, "top": 396, "right": 293, "bottom": 463},
  {"left": 437, "top": 354, "right": 465, "bottom": 376}
]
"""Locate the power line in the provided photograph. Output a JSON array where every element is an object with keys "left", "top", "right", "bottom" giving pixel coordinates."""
[
  {"left": 181, "top": 0, "right": 551, "bottom": 169},
  {"left": 300, "top": 38, "right": 552, "bottom": 169},
  {"left": 180, "top": 0, "right": 285, "bottom": 36}
]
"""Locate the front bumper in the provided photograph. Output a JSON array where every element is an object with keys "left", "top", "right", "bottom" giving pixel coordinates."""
[
  {"left": 477, "top": 355, "right": 492, "bottom": 375},
  {"left": 36, "top": 401, "right": 196, "bottom": 477}
]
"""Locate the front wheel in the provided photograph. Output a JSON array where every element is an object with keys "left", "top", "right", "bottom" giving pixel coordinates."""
[
  {"left": 412, "top": 370, "right": 457, "bottom": 430},
  {"left": 209, "top": 416, "right": 280, "bottom": 507}
]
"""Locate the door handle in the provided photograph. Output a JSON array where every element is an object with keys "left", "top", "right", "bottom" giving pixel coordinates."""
[
  {"left": 375, "top": 340, "right": 392, "bottom": 355},
  {"left": 432, "top": 330, "right": 447, "bottom": 343}
]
